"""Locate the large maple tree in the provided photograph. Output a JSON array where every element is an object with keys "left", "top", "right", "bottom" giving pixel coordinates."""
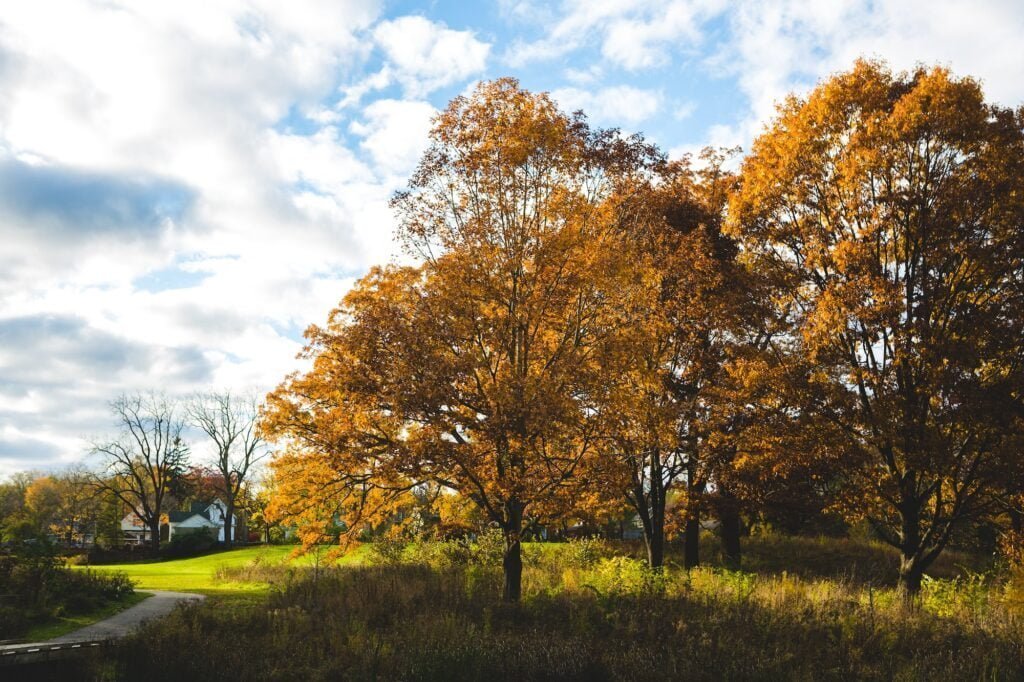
[
  {"left": 727, "top": 60, "right": 1024, "bottom": 593},
  {"left": 263, "top": 79, "right": 658, "bottom": 600}
]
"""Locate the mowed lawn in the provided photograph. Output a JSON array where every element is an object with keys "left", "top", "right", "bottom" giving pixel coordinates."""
[{"left": 82, "top": 545, "right": 369, "bottom": 597}]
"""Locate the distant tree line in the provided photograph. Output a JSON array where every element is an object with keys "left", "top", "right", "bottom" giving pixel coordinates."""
[{"left": 0, "top": 391, "right": 272, "bottom": 554}]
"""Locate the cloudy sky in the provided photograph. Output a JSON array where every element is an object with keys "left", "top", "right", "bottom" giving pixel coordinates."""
[{"left": 1, "top": 0, "right": 1023, "bottom": 477}]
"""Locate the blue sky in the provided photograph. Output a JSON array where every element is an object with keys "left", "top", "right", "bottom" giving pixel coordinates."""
[{"left": 2, "top": 0, "right": 1024, "bottom": 476}]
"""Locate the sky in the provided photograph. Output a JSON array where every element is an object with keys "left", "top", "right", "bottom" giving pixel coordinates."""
[{"left": 1, "top": 0, "right": 1023, "bottom": 477}]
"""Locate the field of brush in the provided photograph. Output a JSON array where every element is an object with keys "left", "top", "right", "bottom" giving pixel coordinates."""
[{"left": 49, "top": 533, "right": 1023, "bottom": 680}]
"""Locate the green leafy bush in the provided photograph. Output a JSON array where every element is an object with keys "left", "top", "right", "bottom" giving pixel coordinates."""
[
  {"left": 163, "top": 528, "right": 217, "bottom": 558},
  {"left": 0, "top": 549, "right": 135, "bottom": 638}
]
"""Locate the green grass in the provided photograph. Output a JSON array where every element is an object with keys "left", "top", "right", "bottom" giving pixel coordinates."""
[
  {"left": 22, "top": 591, "right": 152, "bottom": 642},
  {"left": 81, "top": 544, "right": 370, "bottom": 598}
]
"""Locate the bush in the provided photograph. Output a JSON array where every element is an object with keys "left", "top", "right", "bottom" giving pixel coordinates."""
[
  {"left": 65, "top": 552, "right": 90, "bottom": 566},
  {"left": 584, "top": 556, "right": 667, "bottom": 596},
  {"left": 366, "top": 537, "right": 407, "bottom": 565},
  {"left": 87, "top": 544, "right": 159, "bottom": 564},
  {"left": 0, "top": 550, "right": 135, "bottom": 638},
  {"left": 369, "top": 527, "right": 508, "bottom": 570},
  {"left": 163, "top": 529, "right": 217, "bottom": 558}
]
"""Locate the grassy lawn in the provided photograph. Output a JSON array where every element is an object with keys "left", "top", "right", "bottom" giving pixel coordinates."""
[
  {"left": 81, "top": 544, "right": 370, "bottom": 599},
  {"left": 23, "top": 591, "right": 152, "bottom": 642}
]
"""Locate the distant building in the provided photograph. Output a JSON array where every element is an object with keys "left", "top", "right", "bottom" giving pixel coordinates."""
[
  {"left": 120, "top": 499, "right": 241, "bottom": 545},
  {"left": 167, "top": 499, "right": 239, "bottom": 543},
  {"left": 120, "top": 511, "right": 150, "bottom": 545}
]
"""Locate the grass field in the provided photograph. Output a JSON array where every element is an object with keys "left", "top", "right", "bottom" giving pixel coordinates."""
[{"left": 81, "top": 544, "right": 370, "bottom": 597}]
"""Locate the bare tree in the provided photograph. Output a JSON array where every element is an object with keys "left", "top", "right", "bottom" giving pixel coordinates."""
[
  {"left": 91, "top": 393, "right": 190, "bottom": 550},
  {"left": 188, "top": 392, "right": 267, "bottom": 547}
]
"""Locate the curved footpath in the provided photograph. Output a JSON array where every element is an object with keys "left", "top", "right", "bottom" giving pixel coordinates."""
[{"left": 0, "top": 590, "right": 204, "bottom": 656}]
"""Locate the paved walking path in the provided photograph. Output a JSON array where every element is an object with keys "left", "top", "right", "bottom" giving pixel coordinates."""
[{"left": 0, "top": 590, "right": 204, "bottom": 654}]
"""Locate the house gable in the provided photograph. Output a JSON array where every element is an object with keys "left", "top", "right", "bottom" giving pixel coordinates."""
[{"left": 171, "top": 513, "right": 218, "bottom": 529}]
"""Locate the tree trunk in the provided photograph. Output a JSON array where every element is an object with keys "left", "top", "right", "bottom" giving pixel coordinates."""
[
  {"left": 149, "top": 519, "right": 161, "bottom": 551},
  {"left": 645, "top": 522, "right": 665, "bottom": 569},
  {"left": 224, "top": 503, "right": 234, "bottom": 548},
  {"left": 684, "top": 513, "right": 700, "bottom": 569},
  {"left": 899, "top": 555, "right": 924, "bottom": 597},
  {"left": 684, "top": 465, "right": 706, "bottom": 569},
  {"left": 637, "top": 473, "right": 667, "bottom": 570},
  {"left": 502, "top": 535, "right": 522, "bottom": 602},
  {"left": 719, "top": 489, "right": 741, "bottom": 570},
  {"left": 898, "top": 495, "right": 924, "bottom": 598},
  {"left": 502, "top": 500, "right": 524, "bottom": 602}
]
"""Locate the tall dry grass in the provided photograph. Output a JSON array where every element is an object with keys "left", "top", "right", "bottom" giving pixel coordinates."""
[{"left": 107, "top": 535, "right": 1024, "bottom": 681}]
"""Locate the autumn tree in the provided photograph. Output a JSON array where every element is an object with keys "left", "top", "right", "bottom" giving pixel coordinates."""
[
  {"left": 264, "top": 78, "right": 658, "bottom": 601},
  {"left": 240, "top": 472, "right": 282, "bottom": 544},
  {"left": 727, "top": 60, "right": 1024, "bottom": 594},
  {"left": 590, "top": 153, "right": 737, "bottom": 568},
  {"left": 25, "top": 469, "right": 100, "bottom": 545},
  {"left": 0, "top": 471, "right": 36, "bottom": 542},
  {"left": 188, "top": 392, "right": 267, "bottom": 547},
  {"left": 91, "top": 393, "right": 190, "bottom": 550}
]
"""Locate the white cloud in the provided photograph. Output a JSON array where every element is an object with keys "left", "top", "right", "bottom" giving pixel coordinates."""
[
  {"left": 550, "top": 86, "right": 662, "bottom": 125},
  {"left": 506, "top": 0, "right": 722, "bottom": 69},
  {"left": 602, "top": 0, "right": 722, "bottom": 69},
  {"left": 0, "top": 1, "right": 391, "bottom": 474},
  {"left": 350, "top": 99, "right": 437, "bottom": 177},
  {"left": 704, "top": 0, "right": 1024, "bottom": 153},
  {"left": 372, "top": 16, "right": 490, "bottom": 96}
]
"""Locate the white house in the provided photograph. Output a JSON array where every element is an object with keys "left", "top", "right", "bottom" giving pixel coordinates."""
[
  {"left": 167, "top": 499, "right": 239, "bottom": 543},
  {"left": 120, "top": 511, "right": 150, "bottom": 545}
]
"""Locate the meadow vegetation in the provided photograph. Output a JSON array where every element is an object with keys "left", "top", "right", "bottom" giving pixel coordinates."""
[
  {"left": 0, "top": 545, "right": 135, "bottom": 640},
  {"left": 102, "top": 535, "right": 1024, "bottom": 681}
]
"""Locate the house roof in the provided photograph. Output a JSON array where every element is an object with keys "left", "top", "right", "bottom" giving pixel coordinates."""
[{"left": 167, "top": 500, "right": 232, "bottom": 527}]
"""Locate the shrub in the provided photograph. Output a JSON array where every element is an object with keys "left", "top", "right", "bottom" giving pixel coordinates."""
[
  {"left": 0, "top": 551, "right": 134, "bottom": 638},
  {"left": 366, "top": 537, "right": 407, "bottom": 565},
  {"left": 215, "top": 555, "right": 299, "bottom": 586},
  {"left": 564, "top": 537, "right": 611, "bottom": 569},
  {"left": 65, "top": 553, "right": 90, "bottom": 566},
  {"left": 583, "top": 556, "right": 667, "bottom": 596},
  {"left": 163, "top": 528, "right": 217, "bottom": 558},
  {"left": 370, "top": 528, "right": 508, "bottom": 570}
]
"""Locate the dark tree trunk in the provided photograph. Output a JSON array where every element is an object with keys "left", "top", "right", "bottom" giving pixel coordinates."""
[
  {"left": 899, "top": 555, "right": 924, "bottom": 597},
  {"left": 718, "top": 489, "right": 741, "bottom": 570},
  {"left": 634, "top": 449, "right": 668, "bottom": 570},
  {"left": 645, "top": 523, "right": 665, "bottom": 569},
  {"left": 502, "top": 500, "right": 524, "bottom": 602},
  {"left": 684, "top": 464, "right": 706, "bottom": 569},
  {"left": 224, "top": 503, "right": 234, "bottom": 548},
  {"left": 503, "top": 536, "right": 522, "bottom": 602},
  {"left": 684, "top": 513, "right": 701, "bottom": 569},
  {"left": 149, "top": 519, "right": 161, "bottom": 551},
  {"left": 898, "top": 494, "right": 924, "bottom": 597}
]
